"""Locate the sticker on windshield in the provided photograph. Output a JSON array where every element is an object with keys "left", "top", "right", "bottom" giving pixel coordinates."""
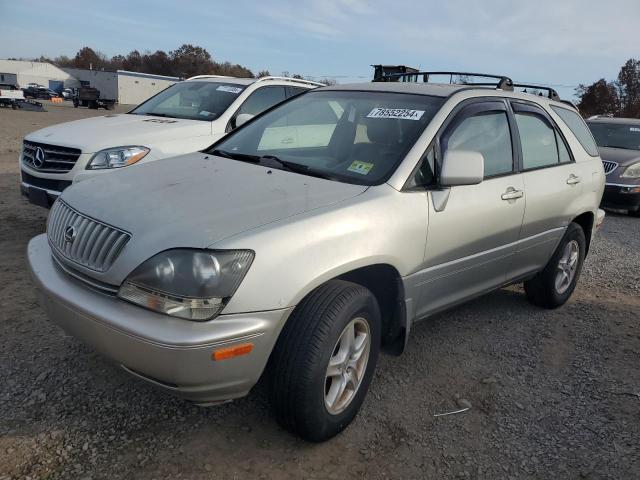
[
  {"left": 367, "top": 108, "right": 425, "bottom": 121},
  {"left": 347, "top": 160, "right": 374, "bottom": 175},
  {"left": 199, "top": 110, "right": 213, "bottom": 116},
  {"left": 630, "top": 127, "right": 640, "bottom": 132},
  {"left": 216, "top": 85, "right": 243, "bottom": 94}
]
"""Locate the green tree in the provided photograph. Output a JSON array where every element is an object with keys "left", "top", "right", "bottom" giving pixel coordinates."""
[
  {"left": 576, "top": 79, "right": 620, "bottom": 117},
  {"left": 123, "top": 50, "right": 143, "bottom": 71},
  {"left": 72, "top": 47, "right": 107, "bottom": 69},
  {"left": 617, "top": 59, "right": 640, "bottom": 117},
  {"left": 170, "top": 44, "right": 215, "bottom": 78}
]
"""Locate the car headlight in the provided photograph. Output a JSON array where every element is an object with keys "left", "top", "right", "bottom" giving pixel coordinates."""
[
  {"left": 621, "top": 161, "right": 640, "bottom": 179},
  {"left": 87, "top": 146, "right": 149, "bottom": 169},
  {"left": 118, "top": 249, "right": 254, "bottom": 321}
]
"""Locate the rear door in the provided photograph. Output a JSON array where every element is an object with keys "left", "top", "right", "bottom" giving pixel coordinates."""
[
  {"left": 414, "top": 99, "right": 526, "bottom": 317},
  {"left": 510, "top": 101, "right": 582, "bottom": 278}
]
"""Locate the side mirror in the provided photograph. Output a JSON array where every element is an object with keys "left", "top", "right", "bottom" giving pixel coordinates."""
[
  {"left": 440, "top": 150, "right": 484, "bottom": 186},
  {"left": 234, "top": 113, "right": 254, "bottom": 128}
]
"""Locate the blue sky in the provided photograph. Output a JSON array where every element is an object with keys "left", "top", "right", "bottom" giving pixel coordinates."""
[{"left": 1, "top": 0, "right": 638, "bottom": 99}]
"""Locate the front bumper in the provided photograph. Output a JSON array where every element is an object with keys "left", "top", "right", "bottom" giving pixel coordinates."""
[
  {"left": 18, "top": 150, "right": 92, "bottom": 208},
  {"left": 601, "top": 183, "right": 640, "bottom": 212},
  {"left": 28, "top": 234, "right": 292, "bottom": 404}
]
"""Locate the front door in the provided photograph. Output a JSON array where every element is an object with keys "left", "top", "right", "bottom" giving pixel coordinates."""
[{"left": 413, "top": 100, "right": 526, "bottom": 317}]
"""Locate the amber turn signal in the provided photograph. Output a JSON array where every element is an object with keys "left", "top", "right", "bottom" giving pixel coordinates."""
[{"left": 212, "top": 343, "right": 254, "bottom": 361}]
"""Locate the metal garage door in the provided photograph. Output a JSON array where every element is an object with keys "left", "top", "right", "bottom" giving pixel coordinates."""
[{"left": 48, "top": 80, "right": 63, "bottom": 93}]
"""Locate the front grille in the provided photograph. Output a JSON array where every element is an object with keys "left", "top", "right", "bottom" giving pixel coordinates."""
[
  {"left": 602, "top": 160, "right": 618, "bottom": 175},
  {"left": 47, "top": 200, "right": 130, "bottom": 272},
  {"left": 23, "top": 140, "right": 81, "bottom": 173},
  {"left": 21, "top": 171, "right": 72, "bottom": 193}
]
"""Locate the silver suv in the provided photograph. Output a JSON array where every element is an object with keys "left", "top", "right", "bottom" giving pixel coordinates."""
[{"left": 28, "top": 72, "right": 605, "bottom": 442}]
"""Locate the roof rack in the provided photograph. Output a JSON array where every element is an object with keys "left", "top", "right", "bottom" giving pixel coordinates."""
[
  {"left": 512, "top": 83, "right": 560, "bottom": 101},
  {"left": 255, "top": 76, "right": 325, "bottom": 87},
  {"left": 383, "top": 71, "right": 514, "bottom": 91}
]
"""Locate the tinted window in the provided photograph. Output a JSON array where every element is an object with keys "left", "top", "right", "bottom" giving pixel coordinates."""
[
  {"left": 212, "top": 90, "right": 444, "bottom": 186},
  {"left": 588, "top": 122, "right": 640, "bottom": 151},
  {"left": 551, "top": 106, "right": 599, "bottom": 156},
  {"left": 558, "top": 133, "right": 572, "bottom": 163},
  {"left": 516, "top": 114, "right": 559, "bottom": 169},
  {"left": 285, "top": 86, "right": 308, "bottom": 98},
  {"left": 237, "top": 86, "right": 286, "bottom": 116},
  {"left": 131, "top": 81, "right": 246, "bottom": 121},
  {"left": 444, "top": 112, "right": 513, "bottom": 177}
]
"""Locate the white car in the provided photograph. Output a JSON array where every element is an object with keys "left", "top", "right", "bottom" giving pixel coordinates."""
[{"left": 19, "top": 75, "right": 322, "bottom": 207}]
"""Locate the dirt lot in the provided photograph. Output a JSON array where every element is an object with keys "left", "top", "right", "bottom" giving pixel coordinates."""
[{"left": 0, "top": 103, "right": 639, "bottom": 480}]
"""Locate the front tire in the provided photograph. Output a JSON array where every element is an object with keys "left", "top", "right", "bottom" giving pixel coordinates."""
[
  {"left": 524, "top": 222, "right": 586, "bottom": 308},
  {"left": 269, "top": 280, "right": 381, "bottom": 442}
]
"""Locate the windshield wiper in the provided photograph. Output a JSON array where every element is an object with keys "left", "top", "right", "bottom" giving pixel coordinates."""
[
  {"left": 210, "top": 149, "right": 259, "bottom": 161},
  {"left": 259, "top": 155, "right": 338, "bottom": 180},
  {"left": 143, "top": 112, "right": 176, "bottom": 118},
  {"left": 210, "top": 150, "right": 338, "bottom": 181}
]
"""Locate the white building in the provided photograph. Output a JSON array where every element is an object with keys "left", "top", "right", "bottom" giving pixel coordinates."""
[
  {"left": 0, "top": 60, "right": 180, "bottom": 106},
  {"left": 0, "top": 60, "right": 79, "bottom": 90},
  {"left": 62, "top": 68, "right": 180, "bottom": 105}
]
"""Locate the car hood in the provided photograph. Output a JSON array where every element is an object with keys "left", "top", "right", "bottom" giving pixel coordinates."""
[
  {"left": 25, "top": 114, "right": 213, "bottom": 153},
  {"left": 59, "top": 153, "right": 368, "bottom": 284},
  {"left": 598, "top": 146, "right": 640, "bottom": 167}
]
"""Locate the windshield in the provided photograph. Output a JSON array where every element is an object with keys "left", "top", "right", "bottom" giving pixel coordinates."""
[
  {"left": 588, "top": 122, "right": 640, "bottom": 151},
  {"left": 131, "top": 81, "right": 247, "bottom": 121},
  {"left": 209, "top": 90, "right": 444, "bottom": 185}
]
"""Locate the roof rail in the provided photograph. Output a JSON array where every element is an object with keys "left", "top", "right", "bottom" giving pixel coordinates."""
[
  {"left": 512, "top": 83, "right": 560, "bottom": 101},
  {"left": 255, "top": 76, "right": 325, "bottom": 87},
  {"left": 187, "top": 74, "right": 237, "bottom": 81},
  {"left": 383, "top": 71, "right": 514, "bottom": 91}
]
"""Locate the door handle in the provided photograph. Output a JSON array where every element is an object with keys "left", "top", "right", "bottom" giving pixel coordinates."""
[
  {"left": 501, "top": 187, "right": 524, "bottom": 201},
  {"left": 566, "top": 174, "right": 581, "bottom": 185}
]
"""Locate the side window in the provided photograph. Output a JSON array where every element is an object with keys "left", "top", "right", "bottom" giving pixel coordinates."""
[
  {"left": 444, "top": 112, "right": 513, "bottom": 177},
  {"left": 557, "top": 133, "right": 572, "bottom": 163},
  {"left": 237, "top": 86, "right": 286, "bottom": 117},
  {"left": 515, "top": 114, "right": 560, "bottom": 169},
  {"left": 406, "top": 148, "right": 435, "bottom": 188},
  {"left": 550, "top": 105, "right": 599, "bottom": 156},
  {"left": 285, "top": 86, "right": 308, "bottom": 98}
]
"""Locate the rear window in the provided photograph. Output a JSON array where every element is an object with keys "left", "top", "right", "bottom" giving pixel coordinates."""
[{"left": 550, "top": 106, "right": 599, "bottom": 156}]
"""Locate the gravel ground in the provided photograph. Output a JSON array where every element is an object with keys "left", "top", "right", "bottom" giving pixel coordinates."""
[{"left": 1, "top": 104, "right": 639, "bottom": 480}]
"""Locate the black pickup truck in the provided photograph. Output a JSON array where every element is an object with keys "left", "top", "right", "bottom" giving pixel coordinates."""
[{"left": 73, "top": 86, "right": 116, "bottom": 110}]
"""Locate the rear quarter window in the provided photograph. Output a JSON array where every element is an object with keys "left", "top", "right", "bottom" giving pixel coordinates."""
[{"left": 550, "top": 106, "right": 599, "bottom": 157}]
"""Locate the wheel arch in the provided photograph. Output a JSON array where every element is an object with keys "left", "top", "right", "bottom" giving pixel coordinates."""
[
  {"left": 571, "top": 210, "right": 595, "bottom": 254},
  {"left": 337, "top": 264, "right": 407, "bottom": 355},
  {"left": 284, "top": 262, "right": 409, "bottom": 356}
]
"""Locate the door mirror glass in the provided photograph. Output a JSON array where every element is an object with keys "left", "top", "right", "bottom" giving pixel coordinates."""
[
  {"left": 440, "top": 150, "right": 484, "bottom": 186},
  {"left": 234, "top": 113, "right": 254, "bottom": 128}
]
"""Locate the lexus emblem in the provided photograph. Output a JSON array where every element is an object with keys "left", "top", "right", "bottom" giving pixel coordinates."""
[
  {"left": 64, "top": 225, "right": 76, "bottom": 244},
  {"left": 33, "top": 147, "right": 46, "bottom": 168}
]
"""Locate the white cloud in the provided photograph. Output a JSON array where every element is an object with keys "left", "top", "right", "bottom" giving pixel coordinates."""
[{"left": 258, "top": 0, "right": 372, "bottom": 38}]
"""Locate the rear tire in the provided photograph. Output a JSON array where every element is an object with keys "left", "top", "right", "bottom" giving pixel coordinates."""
[
  {"left": 269, "top": 279, "right": 381, "bottom": 442},
  {"left": 524, "top": 222, "right": 586, "bottom": 308}
]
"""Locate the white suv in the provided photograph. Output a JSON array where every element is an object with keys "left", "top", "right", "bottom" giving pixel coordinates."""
[{"left": 19, "top": 75, "right": 322, "bottom": 207}]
